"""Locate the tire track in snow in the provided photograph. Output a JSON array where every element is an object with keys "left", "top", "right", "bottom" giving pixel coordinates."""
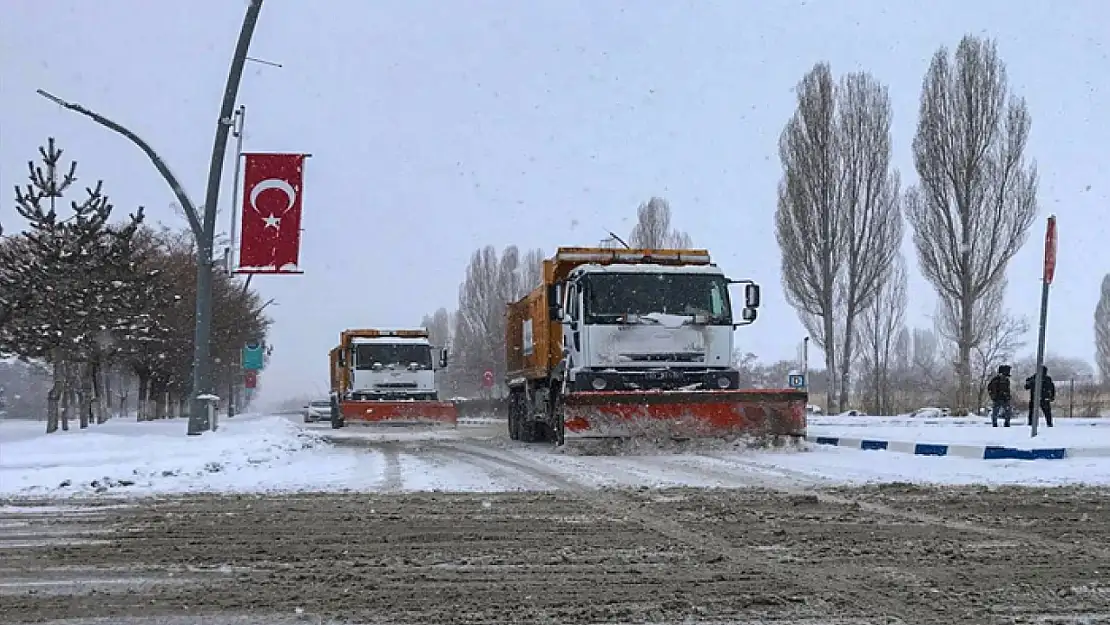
[
  {"left": 378, "top": 444, "right": 404, "bottom": 493},
  {"left": 696, "top": 452, "right": 1110, "bottom": 561},
  {"left": 616, "top": 454, "right": 820, "bottom": 490},
  {"left": 446, "top": 441, "right": 915, "bottom": 623},
  {"left": 418, "top": 447, "right": 542, "bottom": 492}
]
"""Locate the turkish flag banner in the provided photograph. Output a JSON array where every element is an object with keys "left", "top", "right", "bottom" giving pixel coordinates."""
[{"left": 237, "top": 153, "right": 308, "bottom": 274}]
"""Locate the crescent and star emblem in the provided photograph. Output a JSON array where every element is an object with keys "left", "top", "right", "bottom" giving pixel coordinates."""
[{"left": 249, "top": 178, "right": 298, "bottom": 230}]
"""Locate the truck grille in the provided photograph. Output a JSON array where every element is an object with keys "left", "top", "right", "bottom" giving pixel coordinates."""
[{"left": 622, "top": 352, "right": 705, "bottom": 363}]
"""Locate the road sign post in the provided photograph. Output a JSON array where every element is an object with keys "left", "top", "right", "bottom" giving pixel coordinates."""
[
  {"left": 1031, "top": 214, "right": 1057, "bottom": 438},
  {"left": 481, "top": 370, "right": 494, "bottom": 399}
]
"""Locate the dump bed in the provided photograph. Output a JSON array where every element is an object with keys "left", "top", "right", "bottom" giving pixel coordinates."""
[
  {"left": 506, "top": 278, "right": 562, "bottom": 382},
  {"left": 329, "top": 346, "right": 342, "bottom": 394}
]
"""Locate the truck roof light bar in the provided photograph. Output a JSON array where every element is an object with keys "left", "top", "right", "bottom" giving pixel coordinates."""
[
  {"left": 341, "top": 328, "right": 430, "bottom": 340},
  {"left": 554, "top": 247, "right": 711, "bottom": 265}
]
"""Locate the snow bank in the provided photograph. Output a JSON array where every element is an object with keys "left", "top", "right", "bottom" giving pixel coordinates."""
[
  {"left": 0, "top": 415, "right": 332, "bottom": 498},
  {"left": 751, "top": 445, "right": 1110, "bottom": 486},
  {"left": 808, "top": 415, "right": 1110, "bottom": 448}
]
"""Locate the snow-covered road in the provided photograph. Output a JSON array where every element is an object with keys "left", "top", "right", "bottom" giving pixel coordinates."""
[{"left": 5, "top": 412, "right": 1110, "bottom": 499}]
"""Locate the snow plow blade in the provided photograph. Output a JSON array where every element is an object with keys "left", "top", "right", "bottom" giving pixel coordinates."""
[
  {"left": 339, "top": 400, "right": 458, "bottom": 427},
  {"left": 562, "top": 389, "right": 806, "bottom": 442}
]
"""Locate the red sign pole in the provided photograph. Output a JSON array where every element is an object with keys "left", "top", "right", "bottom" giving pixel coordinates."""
[
  {"left": 1031, "top": 215, "right": 1057, "bottom": 437},
  {"left": 1043, "top": 214, "right": 1057, "bottom": 285}
]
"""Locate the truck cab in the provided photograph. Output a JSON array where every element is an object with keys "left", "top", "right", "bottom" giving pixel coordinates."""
[
  {"left": 339, "top": 331, "right": 448, "bottom": 402},
  {"left": 552, "top": 257, "right": 760, "bottom": 394}
]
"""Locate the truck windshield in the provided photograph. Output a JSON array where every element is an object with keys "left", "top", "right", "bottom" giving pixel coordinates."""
[
  {"left": 354, "top": 344, "right": 433, "bottom": 369},
  {"left": 583, "top": 273, "right": 732, "bottom": 324}
]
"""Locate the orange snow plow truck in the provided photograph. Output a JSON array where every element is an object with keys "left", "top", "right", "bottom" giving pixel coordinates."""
[
  {"left": 505, "top": 247, "right": 807, "bottom": 445},
  {"left": 328, "top": 328, "right": 457, "bottom": 429}
]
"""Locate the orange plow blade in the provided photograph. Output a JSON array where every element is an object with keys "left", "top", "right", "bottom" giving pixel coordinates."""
[
  {"left": 562, "top": 389, "right": 806, "bottom": 441},
  {"left": 339, "top": 400, "right": 458, "bottom": 427}
]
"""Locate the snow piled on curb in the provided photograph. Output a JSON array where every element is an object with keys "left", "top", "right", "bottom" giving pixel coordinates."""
[{"left": 0, "top": 416, "right": 332, "bottom": 498}]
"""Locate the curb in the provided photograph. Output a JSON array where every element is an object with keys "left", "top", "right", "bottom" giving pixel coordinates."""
[{"left": 806, "top": 435, "right": 1110, "bottom": 461}]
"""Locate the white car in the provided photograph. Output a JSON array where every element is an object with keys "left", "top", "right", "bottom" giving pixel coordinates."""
[{"left": 302, "top": 399, "right": 331, "bottom": 423}]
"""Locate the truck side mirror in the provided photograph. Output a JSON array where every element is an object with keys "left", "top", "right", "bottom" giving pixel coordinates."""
[
  {"left": 737, "top": 307, "right": 757, "bottom": 324},
  {"left": 547, "top": 284, "right": 561, "bottom": 321},
  {"left": 744, "top": 284, "right": 761, "bottom": 308},
  {"left": 440, "top": 349, "right": 448, "bottom": 368}
]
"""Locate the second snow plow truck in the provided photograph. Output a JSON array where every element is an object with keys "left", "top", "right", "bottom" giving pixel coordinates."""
[
  {"left": 329, "top": 328, "right": 457, "bottom": 429},
  {"left": 505, "top": 247, "right": 807, "bottom": 446}
]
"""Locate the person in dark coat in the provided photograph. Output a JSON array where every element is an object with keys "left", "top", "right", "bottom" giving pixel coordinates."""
[
  {"left": 986, "top": 365, "right": 1014, "bottom": 427},
  {"left": 1024, "top": 365, "right": 1056, "bottom": 427}
]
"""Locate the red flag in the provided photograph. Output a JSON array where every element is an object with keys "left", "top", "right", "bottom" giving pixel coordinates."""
[{"left": 237, "top": 153, "right": 308, "bottom": 274}]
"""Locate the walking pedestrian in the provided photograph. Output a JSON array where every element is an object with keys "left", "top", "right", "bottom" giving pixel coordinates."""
[
  {"left": 987, "top": 365, "right": 1014, "bottom": 427},
  {"left": 1024, "top": 365, "right": 1056, "bottom": 427}
]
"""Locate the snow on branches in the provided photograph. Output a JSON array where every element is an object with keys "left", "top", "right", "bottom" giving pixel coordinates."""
[{"left": 1, "top": 138, "right": 271, "bottom": 430}]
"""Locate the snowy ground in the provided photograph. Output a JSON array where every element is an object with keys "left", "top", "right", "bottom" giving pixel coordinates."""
[{"left": 4, "top": 411, "right": 1110, "bottom": 499}]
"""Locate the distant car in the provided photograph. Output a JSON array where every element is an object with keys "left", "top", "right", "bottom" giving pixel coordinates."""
[
  {"left": 907, "top": 407, "right": 949, "bottom": 419},
  {"left": 303, "top": 400, "right": 332, "bottom": 423},
  {"left": 838, "top": 409, "right": 867, "bottom": 417}
]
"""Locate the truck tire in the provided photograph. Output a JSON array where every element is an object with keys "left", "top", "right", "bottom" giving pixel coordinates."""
[
  {"left": 520, "top": 420, "right": 537, "bottom": 443},
  {"left": 507, "top": 391, "right": 522, "bottom": 441}
]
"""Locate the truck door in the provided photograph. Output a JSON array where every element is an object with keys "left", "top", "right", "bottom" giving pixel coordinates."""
[{"left": 563, "top": 281, "right": 584, "bottom": 372}]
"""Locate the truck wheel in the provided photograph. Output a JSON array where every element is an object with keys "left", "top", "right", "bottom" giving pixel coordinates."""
[
  {"left": 507, "top": 391, "right": 524, "bottom": 441},
  {"left": 519, "top": 420, "right": 535, "bottom": 443}
]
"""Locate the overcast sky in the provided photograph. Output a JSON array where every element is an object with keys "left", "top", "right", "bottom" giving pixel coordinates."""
[{"left": 3, "top": 0, "right": 1107, "bottom": 403}]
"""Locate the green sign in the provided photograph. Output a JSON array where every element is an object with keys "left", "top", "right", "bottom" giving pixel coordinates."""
[{"left": 242, "top": 342, "right": 265, "bottom": 371}]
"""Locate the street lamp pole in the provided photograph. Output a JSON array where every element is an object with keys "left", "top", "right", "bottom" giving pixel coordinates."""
[{"left": 188, "top": 0, "right": 265, "bottom": 435}]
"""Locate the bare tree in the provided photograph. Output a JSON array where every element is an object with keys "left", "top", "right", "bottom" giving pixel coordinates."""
[
  {"left": 1015, "top": 352, "right": 1093, "bottom": 383},
  {"left": 775, "top": 63, "right": 903, "bottom": 412},
  {"left": 420, "top": 307, "right": 452, "bottom": 351},
  {"left": 833, "top": 72, "right": 904, "bottom": 411},
  {"left": 904, "top": 35, "right": 1039, "bottom": 415},
  {"left": 1096, "top": 273, "right": 1110, "bottom": 385},
  {"left": 628, "top": 197, "right": 692, "bottom": 248},
  {"left": 450, "top": 245, "right": 529, "bottom": 395},
  {"left": 520, "top": 248, "right": 546, "bottom": 292},
  {"left": 776, "top": 64, "right": 841, "bottom": 410},
  {"left": 900, "top": 326, "right": 950, "bottom": 409},
  {"left": 856, "top": 255, "right": 907, "bottom": 415}
]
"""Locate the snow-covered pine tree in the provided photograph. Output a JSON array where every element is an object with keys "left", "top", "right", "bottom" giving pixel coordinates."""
[{"left": 10, "top": 138, "right": 144, "bottom": 432}]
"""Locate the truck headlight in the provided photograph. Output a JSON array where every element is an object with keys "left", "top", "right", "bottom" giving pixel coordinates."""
[
  {"left": 591, "top": 377, "right": 608, "bottom": 390},
  {"left": 716, "top": 376, "right": 732, "bottom": 389}
]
